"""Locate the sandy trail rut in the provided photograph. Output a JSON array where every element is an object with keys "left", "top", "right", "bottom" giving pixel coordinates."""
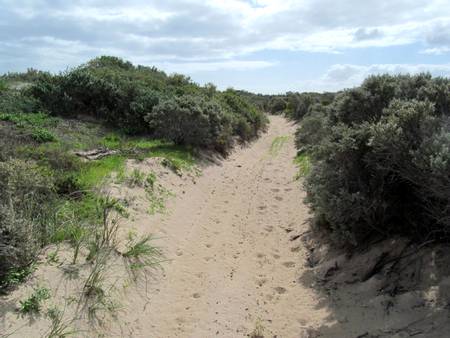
[{"left": 125, "top": 116, "right": 329, "bottom": 337}]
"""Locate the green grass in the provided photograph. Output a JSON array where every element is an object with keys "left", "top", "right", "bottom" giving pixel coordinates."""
[
  {"left": 76, "top": 155, "right": 126, "bottom": 189},
  {"left": 294, "top": 153, "right": 311, "bottom": 179},
  {"left": 0, "top": 112, "right": 59, "bottom": 143},
  {"left": 270, "top": 136, "right": 290, "bottom": 156},
  {"left": 30, "top": 127, "right": 57, "bottom": 142},
  {"left": 0, "top": 112, "right": 59, "bottom": 128},
  {"left": 100, "top": 134, "right": 196, "bottom": 171}
]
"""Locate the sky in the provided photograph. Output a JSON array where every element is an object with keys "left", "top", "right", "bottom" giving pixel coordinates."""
[{"left": 1, "top": 0, "right": 450, "bottom": 94}]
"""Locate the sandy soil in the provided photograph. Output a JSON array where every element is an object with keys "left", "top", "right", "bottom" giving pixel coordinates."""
[{"left": 118, "top": 115, "right": 330, "bottom": 337}]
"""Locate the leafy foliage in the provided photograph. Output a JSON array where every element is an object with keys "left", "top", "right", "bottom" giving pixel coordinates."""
[
  {"left": 146, "top": 95, "right": 233, "bottom": 152},
  {"left": 0, "top": 160, "right": 57, "bottom": 285},
  {"left": 18, "top": 286, "right": 51, "bottom": 314},
  {"left": 299, "top": 74, "right": 450, "bottom": 246},
  {"left": 30, "top": 56, "right": 267, "bottom": 149}
]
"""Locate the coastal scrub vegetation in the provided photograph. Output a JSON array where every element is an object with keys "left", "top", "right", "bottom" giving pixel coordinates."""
[{"left": 294, "top": 74, "right": 450, "bottom": 247}]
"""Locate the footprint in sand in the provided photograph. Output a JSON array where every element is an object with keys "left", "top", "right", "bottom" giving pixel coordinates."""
[
  {"left": 192, "top": 292, "right": 201, "bottom": 299},
  {"left": 272, "top": 254, "right": 281, "bottom": 260},
  {"left": 265, "top": 294, "right": 274, "bottom": 301},
  {"left": 271, "top": 188, "right": 280, "bottom": 193},
  {"left": 264, "top": 226, "right": 274, "bottom": 232},
  {"left": 274, "top": 287, "right": 287, "bottom": 294},
  {"left": 274, "top": 196, "right": 283, "bottom": 201},
  {"left": 283, "top": 261, "right": 296, "bottom": 268},
  {"left": 256, "top": 277, "right": 267, "bottom": 287}
]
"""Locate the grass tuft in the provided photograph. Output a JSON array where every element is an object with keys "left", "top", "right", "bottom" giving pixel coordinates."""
[
  {"left": 270, "top": 136, "right": 290, "bottom": 156},
  {"left": 294, "top": 153, "right": 311, "bottom": 179}
]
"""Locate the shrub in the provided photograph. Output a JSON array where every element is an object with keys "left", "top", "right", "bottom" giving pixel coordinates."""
[
  {"left": 0, "top": 89, "right": 40, "bottom": 115},
  {"left": 268, "top": 97, "right": 287, "bottom": 114},
  {"left": 146, "top": 95, "right": 233, "bottom": 152},
  {"left": 0, "top": 79, "right": 7, "bottom": 93},
  {"left": 295, "top": 104, "right": 328, "bottom": 153},
  {"left": 285, "top": 92, "right": 315, "bottom": 120},
  {"left": 219, "top": 89, "right": 268, "bottom": 141},
  {"left": 30, "top": 56, "right": 266, "bottom": 149},
  {"left": 0, "top": 160, "right": 57, "bottom": 285},
  {"left": 300, "top": 74, "right": 450, "bottom": 246}
]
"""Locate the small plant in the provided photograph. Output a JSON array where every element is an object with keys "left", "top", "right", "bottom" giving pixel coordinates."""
[
  {"left": 270, "top": 135, "right": 290, "bottom": 156},
  {"left": 161, "top": 158, "right": 182, "bottom": 176},
  {"left": 146, "top": 185, "right": 173, "bottom": 215},
  {"left": 294, "top": 153, "right": 311, "bottom": 180},
  {"left": 145, "top": 172, "right": 157, "bottom": 189},
  {"left": 101, "top": 134, "right": 122, "bottom": 149},
  {"left": 81, "top": 249, "right": 121, "bottom": 327},
  {"left": 0, "top": 264, "right": 36, "bottom": 292},
  {"left": 46, "top": 306, "right": 76, "bottom": 338},
  {"left": 68, "top": 224, "right": 87, "bottom": 265},
  {"left": 126, "top": 168, "right": 146, "bottom": 187},
  {"left": 46, "top": 251, "right": 60, "bottom": 264},
  {"left": 123, "top": 232, "right": 163, "bottom": 279},
  {"left": 31, "top": 127, "right": 57, "bottom": 143},
  {"left": 85, "top": 195, "right": 127, "bottom": 261},
  {"left": 83, "top": 253, "right": 107, "bottom": 299},
  {"left": 250, "top": 318, "right": 265, "bottom": 338},
  {"left": 18, "top": 286, "right": 51, "bottom": 314}
]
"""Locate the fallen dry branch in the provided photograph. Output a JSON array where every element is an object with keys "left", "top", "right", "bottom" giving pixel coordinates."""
[{"left": 75, "top": 148, "right": 119, "bottom": 161}]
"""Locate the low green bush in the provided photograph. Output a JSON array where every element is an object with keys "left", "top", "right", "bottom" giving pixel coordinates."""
[
  {"left": 219, "top": 89, "right": 268, "bottom": 141},
  {"left": 146, "top": 95, "right": 233, "bottom": 152},
  {"left": 299, "top": 74, "right": 450, "bottom": 246},
  {"left": 0, "top": 79, "right": 7, "bottom": 93},
  {"left": 0, "top": 89, "right": 40, "bottom": 115},
  {"left": 268, "top": 97, "right": 287, "bottom": 115},
  {"left": 30, "top": 56, "right": 267, "bottom": 149},
  {"left": 0, "top": 159, "right": 57, "bottom": 285},
  {"left": 30, "top": 128, "right": 57, "bottom": 143}
]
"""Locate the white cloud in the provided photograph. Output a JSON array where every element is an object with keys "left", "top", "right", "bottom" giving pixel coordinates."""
[
  {"left": 421, "top": 47, "right": 450, "bottom": 55},
  {"left": 300, "top": 63, "right": 450, "bottom": 92},
  {"left": 1, "top": 0, "right": 450, "bottom": 92},
  {"left": 2, "top": 0, "right": 450, "bottom": 59},
  {"left": 152, "top": 60, "right": 276, "bottom": 73}
]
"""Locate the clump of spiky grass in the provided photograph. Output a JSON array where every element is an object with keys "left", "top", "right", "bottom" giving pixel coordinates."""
[
  {"left": 46, "top": 306, "right": 78, "bottom": 338},
  {"left": 123, "top": 232, "right": 163, "bottom": 280}
]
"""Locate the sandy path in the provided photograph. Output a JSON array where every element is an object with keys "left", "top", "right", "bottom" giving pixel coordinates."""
[{"left": 123, "top": 116, "right": 329, "bottom": 337}]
